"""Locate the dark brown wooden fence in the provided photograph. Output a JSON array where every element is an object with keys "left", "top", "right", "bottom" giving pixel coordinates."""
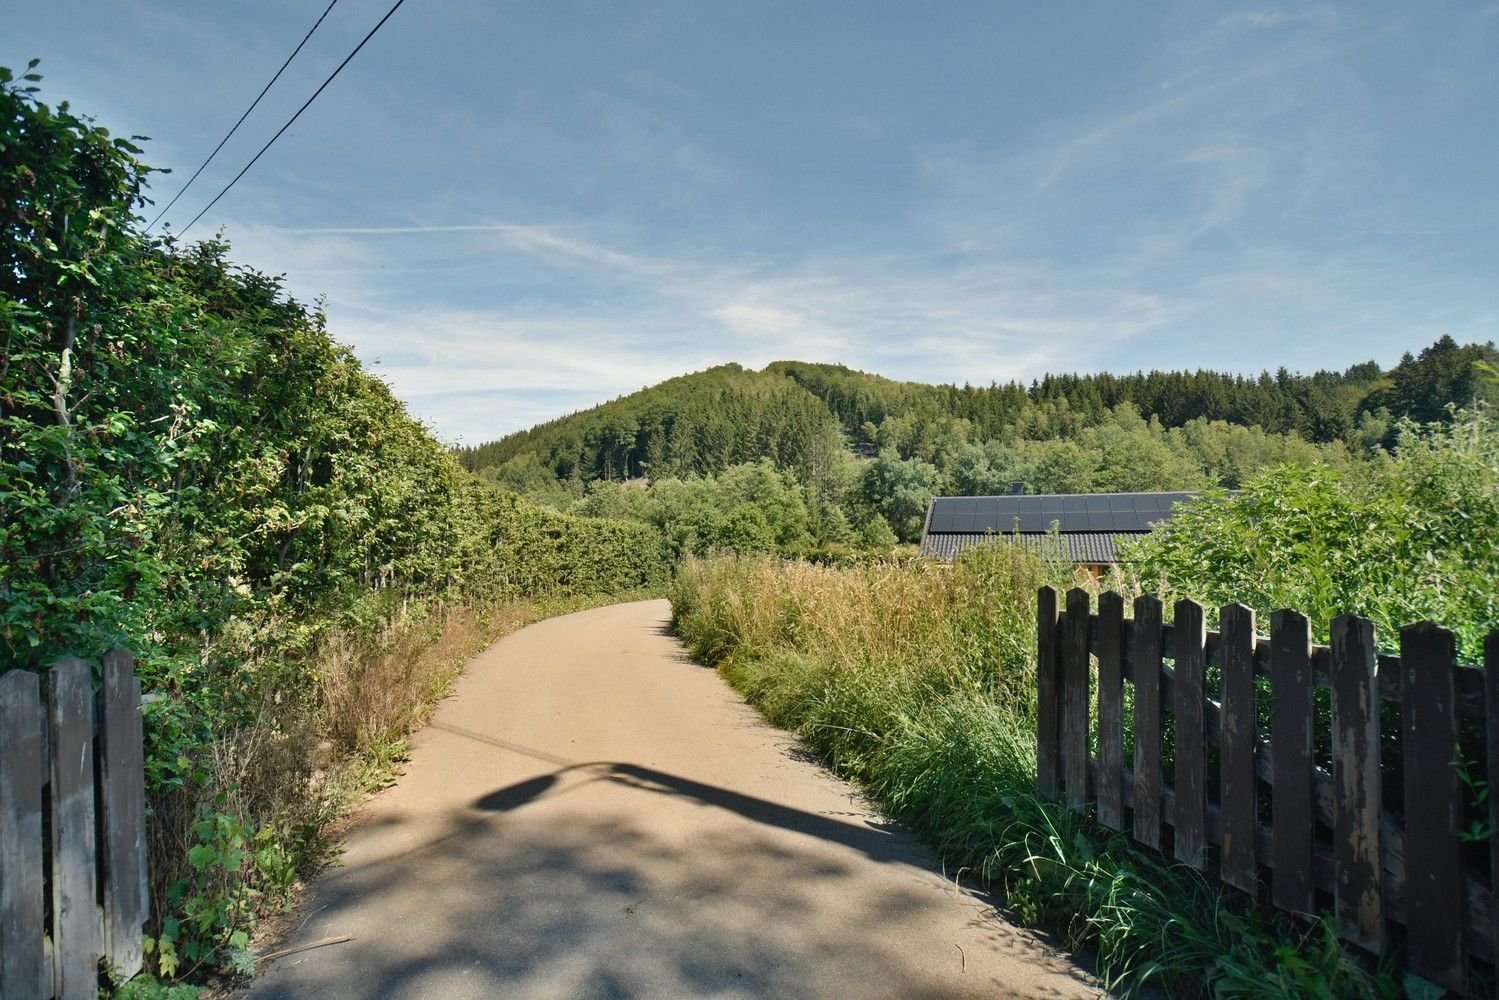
[
  {"left": 1, "top": 650, "right": 149, "bottom": 999},
  {"left": 1036, "top": 587, "right": 1499, "bottom": 992}
]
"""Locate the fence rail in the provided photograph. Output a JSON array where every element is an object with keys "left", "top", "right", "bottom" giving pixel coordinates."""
[
  {"left": 0, "top": 650, "right": 148, "bottom": 999},
  {"left": 1036, "top": 587, "right": 1499, "bottom": 993}
]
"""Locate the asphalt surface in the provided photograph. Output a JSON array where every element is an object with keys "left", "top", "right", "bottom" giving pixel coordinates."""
[{"left": 246, "top": 599, "right": 1098, "bottom": 999}]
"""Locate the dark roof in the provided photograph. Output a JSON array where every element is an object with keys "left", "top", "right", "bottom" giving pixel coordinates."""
[
  {"left": 920, "top": 531, "right": 1126, "bottom": 564},
  {"left": 919, "top": 491, "right": 1199, "bottom": 564},
  {"left": 923, "top": 491, "right": 1195, "bottom": 536}
]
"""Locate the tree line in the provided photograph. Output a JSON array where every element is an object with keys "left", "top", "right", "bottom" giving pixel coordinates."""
[
  {"left": 457, "top": 364, "right": 842, "bottom": 482},
  {"left": 463, "top": 339, "right": 1495, "bottom": 552},
  {"left": 769, "top": 343, "right": 1496, "bottom": 446}
]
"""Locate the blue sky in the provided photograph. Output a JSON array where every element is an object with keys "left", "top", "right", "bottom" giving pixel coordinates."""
[{"left": 9, "top": 2, "right": 1499, "bottom": 444}]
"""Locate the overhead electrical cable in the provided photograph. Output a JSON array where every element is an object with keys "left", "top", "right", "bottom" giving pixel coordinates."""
[
  {"left": 146, "top": 0, "right": 341, "bottom": 232},
  {"left": 175, "top": 0, "right": 411, "bottom": 238}
]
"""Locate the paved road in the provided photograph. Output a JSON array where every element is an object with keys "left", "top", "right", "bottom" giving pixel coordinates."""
[{"left": 248, "top": 600, "right": 1097, "bottom": 999}]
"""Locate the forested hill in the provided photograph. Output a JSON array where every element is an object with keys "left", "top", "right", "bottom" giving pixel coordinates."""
[
  {"left": 456, "top": 364, "right": 841, "bottom": 480},
  {"left": 462, "top": 337, "right": 1498, "bottom": 485},
  {"left": 770, "top": 342, "right": 1497, "bottom": 444}
]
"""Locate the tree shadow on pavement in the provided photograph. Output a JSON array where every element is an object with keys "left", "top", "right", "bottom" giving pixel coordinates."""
[
  {"left": 473, "top": 761, "right": 929, "bottom": 868},
  {"left": 247, "top": 739, "right": 1095, "bottom": 1000}
]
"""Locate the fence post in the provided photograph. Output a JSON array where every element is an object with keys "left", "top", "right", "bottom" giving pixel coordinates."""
[
  {"left": 1487, "top": 631, "right": 1499, "bottom": 971},
  {"left": 50, "top": 657, "right": 103, "bottom": 1000},
  {"left": 1400, "top": 622, "right": 1462, "bottom": 989},
  {"left": 1173, "top": 598, "right": 1207, "bottom": 868},
  {"left": 1095, "top": 592, "right": 1125, "bottom": 830},
  {"left": 100, "top": 648, "right": 148, "bottom": 980},
  {"left": 1132, "top": 595, "right": 1164, "bottom": 851},
  {"left": 1218, "top": 603, "right": 1257, "bottom": 892},
  {"left": 1036, "top": 587, "right": 1061, "bottom": 799},
  {"left": 1330, "top": 615, "right": 1383, "bottom": 954},
  {"left": 0, "top": 671, "right": 47, "bottom": 999},
  {"left": 1062, "top": 589, "right": 1092, "bottom": 811},
  {"left": 1271, "top": 609, "right": 1314, "bottom": 916}
]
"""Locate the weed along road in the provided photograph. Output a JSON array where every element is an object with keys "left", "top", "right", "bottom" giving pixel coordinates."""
[{"left": 247, "top": 600, "right": 1097, "bottom": 999}]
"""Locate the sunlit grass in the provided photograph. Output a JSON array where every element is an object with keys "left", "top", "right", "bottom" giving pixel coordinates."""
[{"left": 670, "top": 550, "right": 1400, "bottom": 998}]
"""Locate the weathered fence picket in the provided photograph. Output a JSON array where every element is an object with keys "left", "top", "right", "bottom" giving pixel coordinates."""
[
  {"left": 1095, "top": 592, "right": 1125, "bottom": 831},
  {"left": 1270, "top": 608, "right": 1314, "bottom": 917},
  {"left": 99, "top": 649, "right": 148, "bottom": 979},
  {"left": 1062, "top": 588, "right": 1090, "bottom": 811},
  {"left": 0, "top": 650, "right": 149, "bottom": 998},
  {"left": 1035, "top": 587, "right": 1060, "bottom": 801},
  {"left": 51, "top": 657, "right": 102, "bottom": 998},
  {"left": 1036, "top": 587, "right": 1499, "bottom": 993},
  {"left": 1172, "top": 599, "right": 1207, "bottom": 869},
  {"left": 1330, "top": 614, "right": 1381, "bottom": 954},
  {"left": 1400, "top": 622, "right": 1461, "bottom": 986},
  {"left": 0, "top": 670, "right": 46, "bottom": 999},
  {"left": 1217, "top": 603, "right": 1256, "bottom": 893},
  {"left": 1131, "top": 595, "right": 1164, "bottom": 852},
  {"left": 1487, "top": 632, "right": 1499, "bottom": 969}
]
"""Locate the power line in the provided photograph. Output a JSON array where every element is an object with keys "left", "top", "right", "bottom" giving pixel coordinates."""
[
  {"left": 146, "top": 0, "right": 341, "bottom": 232},
  {"left": 175, "top": 0, "right": 412, "bottom": 239}
]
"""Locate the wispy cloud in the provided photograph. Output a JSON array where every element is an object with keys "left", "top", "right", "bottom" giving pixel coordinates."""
[
  {"left": 267, "top": 223, "right": 592, "bottom": 235},
  {"left": 228, "top": 208, "right": 1190, "bottom": 444},
  {"left": 45, "top": 0, "right": 1482, "bottom": 446}
]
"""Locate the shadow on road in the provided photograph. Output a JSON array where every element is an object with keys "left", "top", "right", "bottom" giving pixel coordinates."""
[
  {"left": 473, "top": 760, "right": 922, "bottom": 867},
  {"left": 246, "top": 613, "right": 1094, "bottom": 1000},
  {"left": 249, "top": 737, "right": 1091, "bottom": 999}
]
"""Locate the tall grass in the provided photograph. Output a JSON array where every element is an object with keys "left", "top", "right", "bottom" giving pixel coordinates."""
[
  {"left": 670, "top": 550, "right": 1397, "bottom": 998},
  {"left": 141, "top": 589, "right": 656, "bottom": 987}
]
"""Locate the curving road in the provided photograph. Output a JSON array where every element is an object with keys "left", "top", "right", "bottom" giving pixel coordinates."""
[{"left": 247, "top": 600, "right": 1098, "bottom": 999}]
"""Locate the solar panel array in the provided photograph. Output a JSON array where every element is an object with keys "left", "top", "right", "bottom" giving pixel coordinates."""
[
  {"left": 924, "top": 492, "right": 1195, "bottom": 535},
  {"left": 920, "top": 531, "right": 1125, "bottom": 564}
]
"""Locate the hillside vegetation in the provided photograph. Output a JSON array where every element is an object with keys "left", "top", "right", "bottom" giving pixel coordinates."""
[
  {"left": 459, "top": 363, "right": 842, "bottom": 481},
  {"left": 460, "top": 339, "right": 1495, "bottom": 553},
  {"left": 3, "top": 68, "right": 661, "bottom": 987},
  {"left": 670, "top": 408, "right": 1497, "bottom": 996},
  {"left": 670, "top": 551, "right": 1398, "bottom": 997},
  {"left": 1128, "top": 410, "right": 1499, "bottom": 660}
]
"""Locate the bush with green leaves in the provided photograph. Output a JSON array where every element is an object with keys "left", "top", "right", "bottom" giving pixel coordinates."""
[
  {"left": 852, "top": 451, "right": 941, "bottom": 542},
  {"left": 2, "top": 65, "right": 663, "bottom": 986},
  {"left": 1125, "top": 408, "right": 1498, "bottom": 658}
]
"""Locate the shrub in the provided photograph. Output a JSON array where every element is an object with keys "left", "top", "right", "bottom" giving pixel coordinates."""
[{"left": 1125, "top": 408, "right": 1498, "bottom": 658}]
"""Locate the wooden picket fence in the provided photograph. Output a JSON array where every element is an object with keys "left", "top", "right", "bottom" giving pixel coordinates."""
[
  {"left": 0, "top": 650, "right": 148, "bottom": 999},
  {"left": 1036, "top": 587, "right": 1499, "bottom": 993}
]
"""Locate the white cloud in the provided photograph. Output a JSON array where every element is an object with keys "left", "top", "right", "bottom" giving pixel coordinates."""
[
  {"left": 220, "top": 207, "right": 1196, "bottom": 444},
  {"left": 270, "top": 223, "right": 591, "bottom": 236},
  {"left": 163, "top": 3, "right": 1491, "bottom": 446}
]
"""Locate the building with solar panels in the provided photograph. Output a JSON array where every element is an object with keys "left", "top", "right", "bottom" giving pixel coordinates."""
[{"left": 917, "top": 490, "right": 1196, "bottom": 573}]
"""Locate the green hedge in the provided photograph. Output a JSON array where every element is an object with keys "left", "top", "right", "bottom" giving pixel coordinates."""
[
  {"left": 2, "top": 65, "right": 663, "bottom": 985},
  {"left": 482, "top": 489, "right": 666, "bottom": 596}
]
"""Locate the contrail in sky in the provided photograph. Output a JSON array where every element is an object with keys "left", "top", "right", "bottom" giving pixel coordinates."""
[{"left": 274, "top": 223, "right": 591, "bottom": 235}]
